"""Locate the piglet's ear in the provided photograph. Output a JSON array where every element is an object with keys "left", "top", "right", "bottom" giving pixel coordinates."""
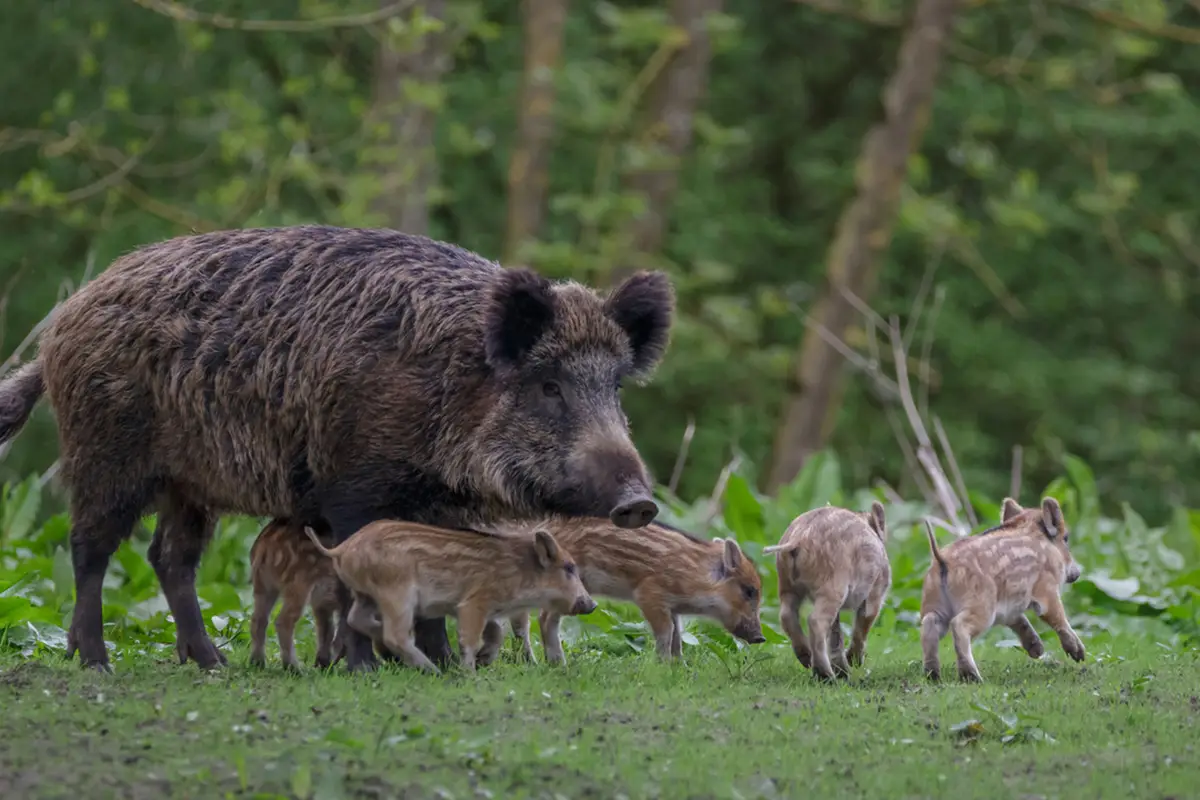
[
  {"left": 722, "top": 538, "right": 744, "bottom": 573},
  {"left": 533, "top": 529, "right": 561, "bottom": 569},
  {"left": 1041, "top": 497, "right": 1065, "bottom": 539},
  {"left": 1001, "top": 497, "right": 1023, "bottom": 522},
  {"left": 484, "top": 268, "right": 558, "bottom": 374},
  {"left": 603, "top": 271, "right": 675, "bottom": 379},
  {"left": 868, "top": 501, "right": 887, "bottom": 541}
]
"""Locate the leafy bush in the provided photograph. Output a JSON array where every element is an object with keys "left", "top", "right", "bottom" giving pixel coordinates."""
[{"left": 2, "top": 453, "right": 1197, "bottom": 662}]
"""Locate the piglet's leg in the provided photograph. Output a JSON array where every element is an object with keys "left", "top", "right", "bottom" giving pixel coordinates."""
[
  {"left": 828, "top": 619, "right": 850, "bottom": 678},
  {"left": 669, "top": 614, "right": 683, "bottom": 659},
  {"left": 275, "top": 585, "right": 313, "bottom": 672},
  {"left": 779, "top": 593, "right": 811, "bottom": 668},
  {"left": 634, "top": 588, "right": 677, "bottom": 661},
  {"left": 807, "top": 588, "right": 847, "bottom": 681},
  {"left": 1037, "top": 590, "right": 1085, "bottom": 663},
  {"left": 538, "top": 610, "right": 566, "bottom": 665},
  {"left": 847, "top": 590, "right": 885, "bottom": 668},
  {"left": 509, "top": 612, "right": 535, "bottom": 663},
  {"left": 377, "top": 594, "right": 439, "bottom": 675},
  {"left": 476, "top": 620, "right": 506, "bottom": 667},
  {"left": 248, "top": 582, "right": 279, "bottom": 668},
  {"left": 455, "top": 603, "right": 489, "bottom": 672},
  {"left": 1007, "top": 615, "right": 1045, "bottom": 660},
  {"left": 313, "top": 602, "right": 337, "bottom": 668},
  {"left": 920, "top": 613, "right": 948, "bottom": 681},
  {"left": 949, "top": 608, "right": 989, "bottom": 682}
]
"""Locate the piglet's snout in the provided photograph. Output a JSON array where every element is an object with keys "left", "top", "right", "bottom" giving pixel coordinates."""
[{"left": 571, "top": 594, "right": 598, "bottom": 616}]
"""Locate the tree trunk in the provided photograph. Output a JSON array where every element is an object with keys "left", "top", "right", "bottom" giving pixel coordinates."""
[
  {"left": 765, "top": 0, "right": 961, "bottom": 494},
  {"left": 620, "top": 0, "right": 723, "bottom": 270},
  {"left": 504, "top": 0, "right": 569, "bottom": 265},
  {"left": 365, "top": 0, "right": 453, "bottom": 236}
]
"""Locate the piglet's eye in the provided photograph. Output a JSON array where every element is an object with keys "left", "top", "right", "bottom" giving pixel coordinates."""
[
  {"left": 542, "top": 381, "right": 562, "bottom": 398},
  {"left": 742, "top": 585, "right": 757, "bottom": 600},
  {"left": 564, "top": 563, "right": 577, "bottom": 576}
]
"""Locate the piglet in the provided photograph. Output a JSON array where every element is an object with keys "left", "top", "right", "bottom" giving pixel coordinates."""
[
  {"left": 506, "top": 517, "right": 765, "bottom": 665},
  {"left": 248, "top": 519, "right": 346, "bottom": 671},
  {"left": 305, "top": 521, "right": 595, "bottom": 674},
  {"left": 920, "top": 496, "right": 1085, "bottom": 682},
  {"left": 763, "top": 502, "right": 891, "bottom": 681}
]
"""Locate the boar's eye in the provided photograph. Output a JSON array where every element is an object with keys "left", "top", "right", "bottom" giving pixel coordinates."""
[
  {"left": 542, "top": 381, "right": 563, "bottom": 399},
  {"left": 564, "top": 562, "right": 577, "bottom": 576},
  {"left": 742, "top": 584, "right": 757, "bottom": 601}
]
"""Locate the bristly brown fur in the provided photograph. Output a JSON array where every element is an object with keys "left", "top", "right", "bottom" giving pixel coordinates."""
[
  {"left": 766, "top": 502, "right": 892, "bottom": 681},
  {"left": 248, "top": 519, "right": 345, "bottom": 671},
  {"left": 919, "top": 496, "right": 1085, "bottom": 683},
  {"left": 501, "top": 517, "right": 765, "bottom": 664},
  {"left": 305, "top": 518, "right": 596, "bottom": 674},
  {"left": 0, "top": 225, "right": 674, "bottom": 673}
]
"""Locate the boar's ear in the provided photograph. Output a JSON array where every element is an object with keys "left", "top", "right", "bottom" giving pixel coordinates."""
[
  {"left": 1041, "top": 497, "right": 1065, "bottom": 539},
  {"left": 868, "top": 501, "right": 887, "bottom": 541},
  {"left": 1001, "top": 497, "right": 1023, "bottom": 523},
  {"left": 603, "top": 270, "right": 675, "bottom": 379},
  {"left": 532, "top": 529, "right": 561, "bottom": 569},
  {"left": 485, "top": 268, "right": 558, "bottom": 373},
  {"left": 722, "top": 537, "right": 744, "bottom": 573}
]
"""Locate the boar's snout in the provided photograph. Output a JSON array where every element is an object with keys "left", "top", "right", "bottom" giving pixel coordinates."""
[
  {"left": 1065, "top": 560, "right": 1082, "bottom": 584},
  {"left": 611, "top": 495, "right": 658, "bottom": 529},
  {"left": 570, "top": 594, "right": 598, "bottom": 616},
  {"left": 608, "top": 480, "right": 658, "bottom": 528}
]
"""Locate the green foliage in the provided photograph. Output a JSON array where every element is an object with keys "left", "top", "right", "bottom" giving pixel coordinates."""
[
  {"left": 3, "top": 457, "right": 1197, "bottom": 661},
  {"left": 4, "top": 1, "right": 1200, "bottom": 524}
]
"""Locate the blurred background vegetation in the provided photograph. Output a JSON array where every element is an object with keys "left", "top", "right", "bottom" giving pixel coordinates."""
[{"left": 3, "top": 0, "right": 1200, "bottom": 526}]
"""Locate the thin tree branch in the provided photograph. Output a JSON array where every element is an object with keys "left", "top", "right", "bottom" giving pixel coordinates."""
[
  {"left": 668, "top": 416, "right": 697, "bottom": 496},
  {"left": 129, "top": 0, "right": 416, "bottom": 32}
]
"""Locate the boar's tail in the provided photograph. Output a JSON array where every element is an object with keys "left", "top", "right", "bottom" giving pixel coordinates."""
[
  {"left": 0, "top": 361, "right": 45, "bottom": 446},
  {"left": 304, "top": 525, "right": 338, "bottom": 559}
]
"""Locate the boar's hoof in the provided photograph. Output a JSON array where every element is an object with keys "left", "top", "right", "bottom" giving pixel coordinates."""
[
  {"left": 924, "top": 667, "right": 941, "bottom": 683},
  {"left": 958, "top": 668, "right": 983, "bottom": 684},
  {"left": 248, "top": 653, "right": 266, "bottom": 669},
  {"left": 80, "top": 660, "right": 114, "bottom": 674},
  {"left": 610, "top": 497, "right": 658, "bottom": 529},
  {"left": 314, "top": 655, "right": 334, "bottom": 670},
  {"left": 177, "top": 636, "right": 228, "bottom": 670}
]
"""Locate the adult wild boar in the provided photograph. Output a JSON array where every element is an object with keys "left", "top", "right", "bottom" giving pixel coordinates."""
[{"left": 0, "top": 225, "right": 673, "bottom": 673}]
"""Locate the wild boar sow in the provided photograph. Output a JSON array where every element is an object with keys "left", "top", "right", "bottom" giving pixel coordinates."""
[
  {"left": 0, "top": 225, "right": 673, "bottom": 673},
  {"left": 919, "top": 497, "right": 1085, "bottom": 683}
]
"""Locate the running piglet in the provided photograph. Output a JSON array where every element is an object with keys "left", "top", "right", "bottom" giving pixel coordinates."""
[
  {"left": 764, "top": 502, "right": 891, "bottom": 681},
  {"left": 919, "top": 496, "right": 1084, "bottom": 683}
]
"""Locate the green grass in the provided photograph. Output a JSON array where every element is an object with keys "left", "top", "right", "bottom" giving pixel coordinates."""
[{"left": 3, "top": 630, "right": 1198, "bottom": 800}]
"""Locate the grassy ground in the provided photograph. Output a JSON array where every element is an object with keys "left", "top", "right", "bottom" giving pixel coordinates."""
[{"left": 2, "top": 630, "right": 1197, "bottom": 800}]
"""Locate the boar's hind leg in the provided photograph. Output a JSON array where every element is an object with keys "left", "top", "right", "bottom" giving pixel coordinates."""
[
  {"left": 847, "top": 589, "right": 887, "bottom": 669},
  {"left": 948, "top": 609, "right": 989, "bottom": 682},
  {"left": 807, "top": 587, "right": 847, "bottom": 681},
  {"left": 920, "top": 613, "right": 949, "bottom": 681},
  {"left": 148, "top": 495, "right": 226, "bottom": 669},
  {"left": 65, "top": 493, "right": 148, "bottom": 672}
]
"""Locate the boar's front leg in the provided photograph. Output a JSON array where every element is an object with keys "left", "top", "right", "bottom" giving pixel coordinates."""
[
  {"left": 1007, "top": 615, "right": 1045, "bottom": 660},
  {"left": 476, "top": 620, "right": 507, "bottom": 667},
  {"left": 1036, "top": 588, "right": 1085, "bottom": 663},
  {"left": 273, "top": 584, "right": 313, "bottom": 671},
  {"left": 827, "top": 618, "right": 851, "bottom": 678},
  {"left": 538, "top": 609, "right": 566, "bottom": 665},
  {"left": 147, "top": 494, "right": 227, "bottom": 670}
]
